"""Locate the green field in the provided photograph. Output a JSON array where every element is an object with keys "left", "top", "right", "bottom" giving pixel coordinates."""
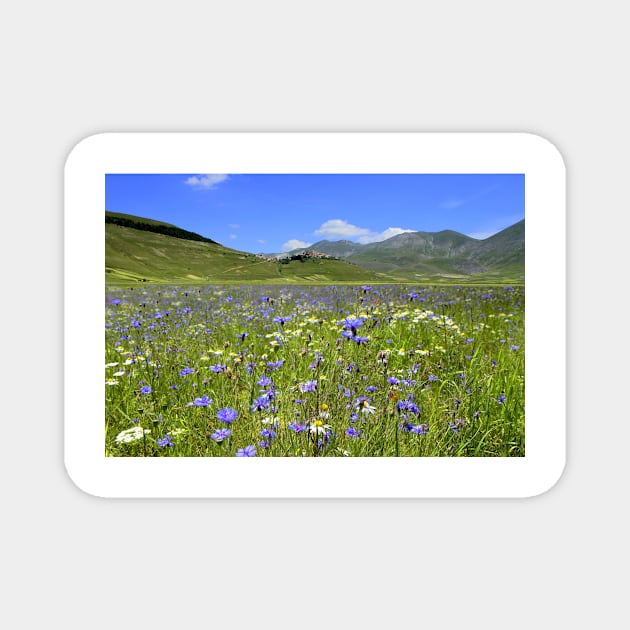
[{"left": 105, "top": 283, "right": 524, "bottom": 457}]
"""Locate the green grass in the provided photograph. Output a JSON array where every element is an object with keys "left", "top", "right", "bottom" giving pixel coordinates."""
[{"left": 106, "top": 223, "right": 386, "bottom": 285}]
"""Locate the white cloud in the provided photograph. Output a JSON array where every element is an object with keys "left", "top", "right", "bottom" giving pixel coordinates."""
[
  {"left": 314, "top": 219, "right": 372, "bottom": 239},
  {"left": 314, "top": 219, "right": 414, "bottom": 245},
  {"left": 281, "top": 239, "right": 312, "bottom": 252},
  {"left": 228, "top": 223, "right": 240, "bottom": 229},
  {"left": 184, "top": 174, "right": 229, "bottom": 190},
  {"left": 229, "top": 234, "right": 237, "bottom": 240},
  {"left": 358, "top": 227, "right": 415, "bottom": 244},
  {"left": 257, "top": 239, "right": 266, "bottom": 244}
]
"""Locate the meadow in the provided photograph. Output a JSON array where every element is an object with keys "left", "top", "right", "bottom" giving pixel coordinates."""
[{"left": 105, "top": 284, "right": 524, "bottom": 457}]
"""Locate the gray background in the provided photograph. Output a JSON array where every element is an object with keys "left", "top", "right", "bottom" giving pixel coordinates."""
[{"left": 2, "top": 1, "right": 626, "bottom": 628}]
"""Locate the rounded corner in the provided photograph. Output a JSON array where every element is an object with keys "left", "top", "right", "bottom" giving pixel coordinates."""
[
  {"left": 519, "top": 132, "right": 566, "bottom": 174},
  {"left": 64, "top": 132, "right": 113, "bottom": 174},
  {"left": 523, "top": 456, "right": 567, "bottom": 499},
  {"left": 63, "top": 457, "right": 107, "bottom": 499}
]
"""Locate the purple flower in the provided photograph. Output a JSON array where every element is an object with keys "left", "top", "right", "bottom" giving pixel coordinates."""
[
  {"left": 211, "top": 428, "right": 232, "bottom": 442},
  {"left": 409, "top": 423, "right": 429, "bottom": 435},
  {"left": 190, "top": 395, "right": 212, "bottom": 407},
  {"left": 299, "top": 380, "right": 317, "bottom": 393},
  {"left": 497, "top": 394, "right": 507, "bottom": 404},
  {"left": 157, "top": 434, "right": 174, "bottom": 447},
  {"left": 179, "top": 367, "right": 195, "bottom": 377},
  {"left": 387, "top": 377, "right": 400, "bottom": 385},
  {"left": 346, "top": 427, "right": 361, "bottom": 438},
  {"left": 140, "top": 385, "right": 151, "bottom": 395},
  {"left": 510, "top": 345, "right": 520, "bottom": 351},
  {"left": 343, "top": 317, "right": 365, "bottom": 333},
  {"left": 209, "top": 364, "right": 226, "bottom": 373},
  {"left": 397, "top": 400, "right": 419, "bottom": 415},
  {"left": 236, "top": 445, "right": 257, "bottom": 457},
  {"left": 260, "top": 428, "right": 277, "bottom": 440},
  {"left": 217, "top": 408, "right": 238, "bottom": 423},
  {"left": 251, "top": 395, "right": 271, "bottom": 412},
  {"left": 272, "top": 315, "right": 291, "bottom": 326},
  {"left": 257, "top": 375, "right": 272, "bottom": 387},
  {"left": 288, "top": 423, "right": 306, "bottom": 433}
]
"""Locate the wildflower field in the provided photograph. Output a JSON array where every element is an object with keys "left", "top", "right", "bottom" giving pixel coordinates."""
[{"left": 105, "top": 284, "right": 524, "bottom": 457}]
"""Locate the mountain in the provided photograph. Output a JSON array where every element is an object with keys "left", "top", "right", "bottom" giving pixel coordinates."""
[
  {"left": 105, "top": 211, "right": 385, "bottom": 284},
  {"left": 275, "top": 220, "right": 524, "bottom": 282}
]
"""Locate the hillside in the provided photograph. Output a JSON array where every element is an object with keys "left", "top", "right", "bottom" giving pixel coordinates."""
[
  {"left": 282, "top": 220, "right": 525, "bottom": 282},
  {"left": 105, "top": 213, "right": 385, "bottom": 284}
]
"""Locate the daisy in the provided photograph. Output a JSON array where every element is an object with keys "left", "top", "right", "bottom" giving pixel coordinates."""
[{"left": 309, "top": 419, "right": 332, "bottom": 435}]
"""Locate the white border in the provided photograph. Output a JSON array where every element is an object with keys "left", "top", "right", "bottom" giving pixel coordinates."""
[{"left": 64, "top": 133, "right": 565, "bottom": 498}]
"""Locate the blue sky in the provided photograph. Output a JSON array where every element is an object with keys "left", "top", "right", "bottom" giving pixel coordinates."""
[{"left": 106, "top": 174, "right": 524, "bottom": 253}]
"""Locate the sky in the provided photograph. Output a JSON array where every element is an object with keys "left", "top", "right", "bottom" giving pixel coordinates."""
[{"left": 105, "top": 174, "right": 524, "bottom": 253}]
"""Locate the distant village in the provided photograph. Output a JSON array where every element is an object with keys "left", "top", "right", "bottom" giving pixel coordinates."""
[{"left": 254, "top": 249, "right": 335, "bottom": 263}]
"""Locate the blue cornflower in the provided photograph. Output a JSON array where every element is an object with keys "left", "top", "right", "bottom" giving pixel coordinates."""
[
  {"left": 211, "top": 428, "right": 232, "bottom": 442},
  {"left": 342, "top": 317, "right": 365, "bottom": 334},
  {"left": 346, "top": 427, "right": 361, "bottom": 438},
  {"left": 409, "top": 423, "right": 429, "bottom": 435},
  {"left": 179, "top": 367, "right": 195, "bottom": 377},
  {"left": 251, "top": 395, "right": 271, "bottom": 412},
  {"left": 131, "top": 319, "right": 141, "bottom": 328},
  {"left": 140, "top": 385, "right": 152, "bottom": 395},
  {"left": 190, "top": 395, "right": 212, "bottom": 407},
  {"left": 397, "top": 400, "right": 419, "bottom": 415},
  {"left": 387, "top": 376, "right": 400, "bottom": 385},
  {"left": 209, "top": 364, "right": 226, "bottom": 373},
  {"left": 497, "top": 394, "right": 507, "bottom": 404},
  {"left": 217, "top": 408, "right": 238, "bottom": 423},
  {"left": 267, "top": 360, "right": 284, "bottom": 370},
  {"left": 236, "top": 445, "right": 257, "bottom": 457},
  {"left": 353, "top": 335, "right": 369, "bottom": 344},
  {"left": 257, "top": 375, "right": 272, "bottom": 387},
  {"left": 272, "top": 315, "right": 291, "bottom": 326},
  {"left": 366, "top": 385, "right": 378, "bottom": 392},
  {"left": 510, "top": 345, "right": 520, "bottom": 351},
  {"left": 288, "top": 423, "right": 306, "bottom": 433},
  {"left": 299, "top": 379, "right": 317, "bottom": 393},
  {"left": 157, "top": 434, "right": 174, "bottom": 447},
  {"left": 260, "top": 428, "right": 277, "bottom": 440}
]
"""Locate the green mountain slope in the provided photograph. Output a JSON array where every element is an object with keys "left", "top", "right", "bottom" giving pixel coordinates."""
[
  {"left": 105, "top": 213, "right": 385, "bottom": 284},
  {"left": 283, "top": 220, "right": 524, "bottom": 282}
]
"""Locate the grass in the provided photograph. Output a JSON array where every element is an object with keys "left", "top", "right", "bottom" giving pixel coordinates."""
[
  {"left": 105, "top": 283, "right": 524, "bottom": 457},
  {"left": 106, "top": 223, "right": 385, "bottom": 285}
]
